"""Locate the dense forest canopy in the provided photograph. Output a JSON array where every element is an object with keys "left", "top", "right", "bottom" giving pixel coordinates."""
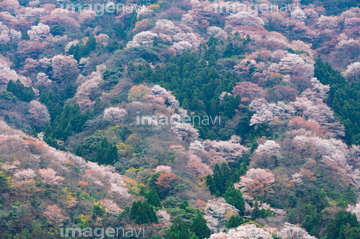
[{"left": 1, "top": 0, "right": 360, "bottom": 238}]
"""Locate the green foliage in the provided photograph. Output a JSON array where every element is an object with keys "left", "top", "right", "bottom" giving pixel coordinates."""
[
  {"left": 102, "top": 67, "right": 123, "bottom": 91},
  {"left": 43, "top": 103, "right": 89, "bottom": 142},
  {"left": 179, "top": 200, "right": 189, "bottom": 210},
  {"left": 92, "top": 204, "right": 105, "bottom": 217},
  {"left": 130, "top": 35, "right": 253, "bottom": 140},
  {"left": 163, "top": 197, "right": 182, "bottom": 208},
  {"left": 114, "top": 46, "right": 160, "bottom": 65},
  {"left": 145, "top": 187, "right": 162, "bottom": 208},
  {"left": 147, "top": 172, "right": 161, "bottom": 188},
  {"left": 251, "top": 201, "right": 272, "bottom": 220},
  {"left": 118, "top": 205, "right": 130, "bottom": 220},
  {"left": 18, "top": 0, "right": 30, "bottom": 6},
  {"left": 301, "top": 0, "right": 359, "bottom": 15},
  {"left": 226, "top": 215, "right": 243, "bottom": 228},
  {"left": 68, "top": 36, "right": 97, "bottom": 61},
  {"left": 0, "top": 171, "right": 8, "bottom": 192},
  {"left": 224, "top": 184, "right": 245, "bottom": 216},
  {"left": 50, "top": 24, "right": 66, "bottom": 36},
  {"left": 315, "top": 57, "right": 360, "bottom": 145},
  {"left": 206, "top": 161, "right": 248, "bottom": 199},
  {"left": 92, "top": 137, "right": 118, "bottom": 165},
  {"left": 7, "top": 80, "right": 35, "bottom": 102},
  {"left": 167, "top": 216, "right": 201, "bottom": 239},
  {"left": 21, "top": 228, "right": 32, "bottom": 238},
  {"left": 130, "top": 200, "right": 158, "bottom": 224},
  {"left": 326, "top": 210, "right": 360, "bottom": 239},
  {"left": 190, "top": 213, "right": 211, "bottom": 239}
]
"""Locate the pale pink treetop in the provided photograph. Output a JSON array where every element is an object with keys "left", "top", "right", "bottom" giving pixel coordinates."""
[{"left": 38, "top": 168, "right": 64, "bottom": 186}]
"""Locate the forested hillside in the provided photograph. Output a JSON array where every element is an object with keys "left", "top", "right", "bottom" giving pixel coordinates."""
[{"left": 1, "top": 0, "right": 360, "bottom": 238}]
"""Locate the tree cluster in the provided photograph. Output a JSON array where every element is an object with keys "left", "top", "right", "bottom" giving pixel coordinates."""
[
  {"left": 130, "top": 200, "right": 158, "bottom": 225},
  {"left": 7, "top": 80, "right": 34, "bottom": 102}
]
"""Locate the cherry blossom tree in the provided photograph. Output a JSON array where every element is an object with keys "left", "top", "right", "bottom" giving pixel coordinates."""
[
  {"left": 17, "top": 41, "right": 47, "bottom": 59},
  {"left": 204, "top": 198, "right": 239, "bottom": 233},
  {"left": 294, "top": 96, "right": 334, "bottom": 124},
  {"left": 279, "top": 223, "right": 317, "bottom": 239},
  {"left": 43, "top": 205, "right": 68, "bottom": 226},
  {"left": 291, "top": 9, "right": 307, "bottom": 21},
  {"left": 103, "top": 107, "right": 127, "bottom": 123},
  {"left": 344, "top": 62, "right": 360, "bottom": 84},
  {"left": 202, "top": 136, "right": 250, "bottom": 161},
  {"left": 2, "top": 160, "right": 21, "bottom": 171},
  {"left": 155, "top": 171, "right": 177, "bottom": 197},
  {"left": 250, "top": 140, "right": 282, "bottom": 169},
  {"left": 78, "top": 9, "right": 96, "bottom": 25},
  {"left": 147, "top": 85, "right": 179, "bottom": 107},
  {"left": 0, "top": 60, "right": 30, "bottom": 86},
  {"left": 267, "top": 84, "right": 298, "bottom": 102},
  {"left": 209, "top": 224, "right": 272, "bottom": 239},
  {"left": 332, "top": 39, "right": 360, "bottom": 66},
  {"left": 236, "top": 168, "right": 275, "bottom": 199},
  {"left": 277, "top": 54, "right": 314, "bottom": 91},
  {"left": 154, "top": 165, "right": 172, "bottom": 173},
  {"left": 38, "top": 168, "right": 64, "bottom": 186},
  {"left": 207, "top": 26, "right": 227, "bottom": 39},
  {"left": 132, "top": 19, "right": 152, "bottom": 33},
  {"left": 317, "top": 15, "right": 342, "bottom": 30},
  {"left": 40, "top": 8, "right": 79, "bottom": 28},
  {"left": 84, "top": 162, "right": 130, "bottom": 198},
  {"left": 74, "top": 65, "right": 104, "bottom": 109},
  {"left": 187, "top": 153, "right": 213, "bottom": 176},
  {"left": 51, "top": 55, "right": 79, "bottom": 84},
  {"left": 171, "top": 41, "right": 193, "bottom": 54},
  {"left": 127, "top": 85, "right": 150, "bottom": 102},
  {"left": 249, "top": 98, "right": 295, "bottom": 126},
  {"left": 14, "top": 169, "right": 36, "bottom": 180},
  {"left": 28, "top": 100, "right": 50, "bottom": 127},
  {"left": 127, "top": 31, "right": 158, "bottom": 48},
  {"left": 346, "top": 202, "right": 360, "bottom": 221},
  {"left": 232, "top": 82, "right": 266, "bottom": 100},
  {"left": 27, "top": 23, "right": 50, "bottom": 41},
  {"left": 100, "top": 199, "right": 123, "bottom": 216},
  {"left": 162, "top": 7, "right": 186, "bottom": 21},
  {"left": 172, "top": 122, "right": 199, "bottom": 142},
  {"left": 289, "top": 116, "right": 324, "bottom": 135},
  {"left": 36, "top": 72, "right": 52, "bottom": 86}
]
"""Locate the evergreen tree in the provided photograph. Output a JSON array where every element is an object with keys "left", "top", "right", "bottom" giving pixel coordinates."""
[
  {"left": 206, "top": 175, "right": 216, "bottom": 195},
  {"left": 179, "top": 223, "right": 190, "bottom": 239},
  {"left": 220, "top": 162, "right": 230, "bottom": 188},
  {"left": 179, "top": 200, "right": 189, "bottom": 210},
  {"left": 326, "top": 210, "right": 360, "bottom": 239},
  {"left": 251, "top": 201, "right": 261, "bottom": 220},
  {"left": 224, "top": 184, "right": 245, "bottom": 216},
  {"left": 84, "top": 36, "right": 96, "bottom": 55},
  {"left": 190, "top": 213, "right": 211, "bottom": 239},
  {"left": 0, "top": 171, "right": 8, "bottom": 192},
  {"left": 7, "top": 80, "right": 35, "bottom": 102},
  {"left": 130, "top": 201, "right": 141, "bottom": 223},
  {"left": 130, "top": 200, "right": 158, "bottom": 224},
  {"left": 226, "top": 215, "right": 243, "bottom": 228},
  {"left": 92, "top": 204, "right": 105, "bottom": 217},
  {"left": 146, "top": 187, "right": 162, "bottom": 208}
]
